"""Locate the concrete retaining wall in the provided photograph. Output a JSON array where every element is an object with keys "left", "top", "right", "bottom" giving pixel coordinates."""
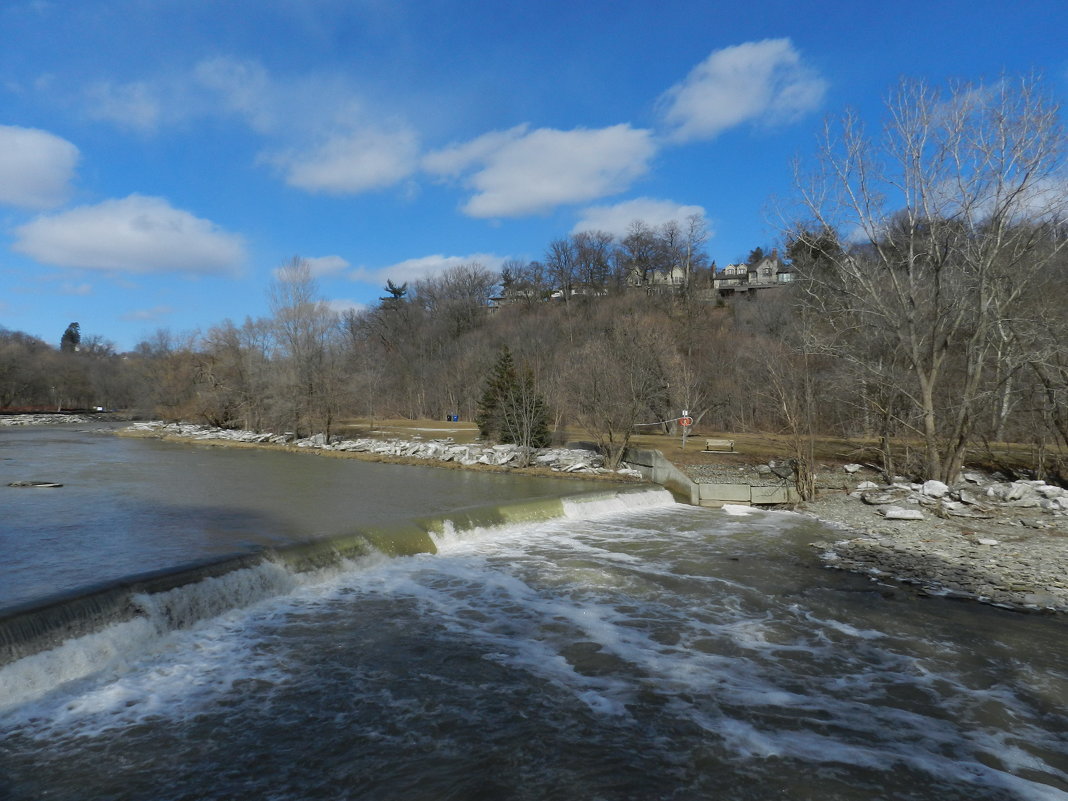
[
  {"left": 622, "top": 447, "right": 699, "bottom": 504},
  {"left": 622, "top": 447, "right": 799, "bottom": 507},
  {"left": 707, "top": 483, "right": 800, "bottom": 507}
]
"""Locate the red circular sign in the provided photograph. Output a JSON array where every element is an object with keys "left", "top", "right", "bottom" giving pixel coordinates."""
[{"left": 679, "top": 416, "right": 693, "bottom": 427}]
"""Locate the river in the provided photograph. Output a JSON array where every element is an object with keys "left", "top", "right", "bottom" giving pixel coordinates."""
[{"left": 0, "top": 425, "right": 1065, "bottom": 800}]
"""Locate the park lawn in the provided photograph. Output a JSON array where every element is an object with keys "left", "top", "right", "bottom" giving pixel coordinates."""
[{"left": 337, "top": 416, "right": 1060, "bottom": 479}]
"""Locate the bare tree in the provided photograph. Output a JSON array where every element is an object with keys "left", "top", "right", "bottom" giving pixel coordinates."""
[
  {"left": 499, "top": 259, "right": 550, "bottom": 308},
  {"left": 789, "top": 76, "right": 1068, "bottom": 482},
  {"left": 566, "top": 308, "right": 672, "bottom": 468},
  {"left": 682, "top": 213, "right": 711, "bottom": 289},
  {"left": 197, "top": 317, "right": 273, "bottom": 430},
  {"left": 268, "top": 256, "right": 342, "bottom": 437},
  {"left": 413, "top": 262, "right": 498, "bottom": 340},
  {"left": 572, "top": 230, "right": 615, "bottom": 291},
  {"left": 618, "top": 220, "right": 661, "bottom": 286}
]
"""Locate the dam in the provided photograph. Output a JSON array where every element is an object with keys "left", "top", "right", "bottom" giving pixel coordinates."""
[{"left": 0, "top": 425, "right": 1065, "bottom": 800}]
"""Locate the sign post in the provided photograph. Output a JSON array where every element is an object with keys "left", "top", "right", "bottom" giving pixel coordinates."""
[{"left": 679, "top": 410, "right": 693, "bottom": 450}]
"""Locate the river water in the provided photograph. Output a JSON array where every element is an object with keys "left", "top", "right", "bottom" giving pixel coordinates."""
[{"left": 0, "top": 426, "right": 1066, "bottom": 800}]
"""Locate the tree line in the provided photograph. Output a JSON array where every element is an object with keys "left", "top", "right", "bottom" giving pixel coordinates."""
[{"left": 2, "top": 75, "right": 1066, "bottom": 487}]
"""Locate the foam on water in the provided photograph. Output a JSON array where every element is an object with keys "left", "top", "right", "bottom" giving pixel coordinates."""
[
  {"left": 0, "top": 487, "right": 671, "bottom": 713},
  {"left": 721, "top": 503, "right": 753, "bottom": 516},
  {"left": 402, "top": 507, "right": 1068, "bottom": 798},
  {"left": 561, "top": 486, "right": 675, "bottom": 518},
  {"left": 0, "top": 557, "right": 370, "bottom": 712},
  {"left": 1, "top": 503, "right": 1066, "bottom": 800}
]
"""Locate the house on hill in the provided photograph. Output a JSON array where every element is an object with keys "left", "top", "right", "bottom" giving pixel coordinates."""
[{"left": 713, "top": 250, "right": 794, "bottom": 297}]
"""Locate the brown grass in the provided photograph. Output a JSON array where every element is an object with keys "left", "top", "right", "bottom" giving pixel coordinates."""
[
  {"left": 336, "top": 417, "right": 1062, "bottom": 478},
  {"left": 336, "top": 418, "right": 873, "bottom": 468}
]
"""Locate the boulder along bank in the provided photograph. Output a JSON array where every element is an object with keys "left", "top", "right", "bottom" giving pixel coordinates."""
[
  {"left": 799, "top": 468, "right": 1068, "bottom": 614},
  {"left": 121, "top": 421, "right": 646, "bottom": 480},
  {"left": 12, "top": 415, "right": 1066, "bottom": 614}
]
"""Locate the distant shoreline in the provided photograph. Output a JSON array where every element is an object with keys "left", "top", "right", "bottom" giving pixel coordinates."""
[
  {"left": 10, "top": 413, "right": 1065, "bottom": 614},
  {"left": 117, "top": 420, "right": 641, "bottom": 484}
]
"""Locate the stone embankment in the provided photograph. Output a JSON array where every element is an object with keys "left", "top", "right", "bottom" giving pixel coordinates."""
[
  {"left": 0, "top": 413, "right": 95, "bottom": 426},
  {"left": 801, "top": 467, "right": 1068, "bottom": 613},
  {"left": 13, "top": 414, "right": 1067, "bottom": 613},
  {"left": 124, "top": 421, "right": 645, "bottom": 478}
]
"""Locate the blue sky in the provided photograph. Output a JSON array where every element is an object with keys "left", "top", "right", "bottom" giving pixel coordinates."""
[{"left": 2, "top": 0, "right": 1067, "bottom": 351}]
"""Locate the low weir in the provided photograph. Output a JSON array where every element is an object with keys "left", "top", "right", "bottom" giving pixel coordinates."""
[
  {"left": 0, "top": 486, "right": 671, "bottom": 683},
  {"left": 2, "top": 424, "right": 1065, "bottom": 800}
]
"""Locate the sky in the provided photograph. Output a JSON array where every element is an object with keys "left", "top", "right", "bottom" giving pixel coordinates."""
[{"left": 2, "top": 0, "right": 1067, "bottom": 351}]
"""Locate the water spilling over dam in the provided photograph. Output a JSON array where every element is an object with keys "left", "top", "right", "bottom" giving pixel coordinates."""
[{"left": 1, "top": 426, "right": 1065, "bottom": 800}]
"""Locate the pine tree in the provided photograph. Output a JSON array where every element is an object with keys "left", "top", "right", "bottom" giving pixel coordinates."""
[
  {"left": 380, "top": 280, "right": 408, "bottom": 309},
  {"left": 60, "top": 322, "right": 80, "bottom": 353},
  {"left": 499, "top": 365, "right": 552, "bottom": 449},
  {"left": 476, "top": 347, "right": 552, "bottom": 459},
  {"left": 475, "top": 347, "right": 516, "bottom": 438}
]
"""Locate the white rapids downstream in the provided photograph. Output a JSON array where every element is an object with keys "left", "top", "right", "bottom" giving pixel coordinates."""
[{"left": 0, "top": 427, "right": 1066, "bottom": 800}]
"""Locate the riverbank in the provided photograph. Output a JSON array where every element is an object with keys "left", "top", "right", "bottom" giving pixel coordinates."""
[
  {"left": 799, "top": 472, "right": 1067, "bottom": 613},
  {"left": 1, "top": 413, "right": 101, "bottom": 426},
  {"left": 9, "top": 414, "right": 1066, "bottom": 614},
  {"left": 121, "top": 421, "right": 1068, "bottom": 614},
  {"left": 682, "top": 460, "right": 1068, "bottom": 613},
  {"left": 119, "top": 420, "right": 645, "bottom": 483}
]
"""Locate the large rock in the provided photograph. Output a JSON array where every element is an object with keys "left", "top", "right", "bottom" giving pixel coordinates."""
[
  {"left": 861, "top": 490, "right": 908, "bottom": 506},
  {"left": 1007, "top": 482, "right": 1032, "bottom": 501},
  {"left": 1037, "top": 484, "right": 1066, "bottom": 499},
  {"left": 880, "top": 506, "right": 925, "bottom": 520},
  {"left": 921, "top": 480, "right": 950, "bottom": 498}
]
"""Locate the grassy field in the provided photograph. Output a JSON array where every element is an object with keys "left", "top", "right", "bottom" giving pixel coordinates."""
[
  {"left": 336, "top": 416, "right": 1063, "bottom": 480},
  {"left": 338, "top": 418, "right": 883, "bottom": 468}
]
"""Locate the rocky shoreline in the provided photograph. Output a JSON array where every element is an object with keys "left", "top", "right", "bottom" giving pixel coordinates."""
[
  {"left": 679, "top": 459, "right": 1068, "bottom": 614},
  {"left": 7, "top": 414, "right": 1065, "bottom": 614},
  {"left": 121, "top": 420, "right": 645, "bottom": 479},
  {"left": 798, "top": 471, "right": 1068, "bottom": 614},
  {"left": 0, "top": 413, "right": 99, "bottom": 426}
]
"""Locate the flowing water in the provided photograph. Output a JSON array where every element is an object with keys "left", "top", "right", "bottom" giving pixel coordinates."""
[{"left": 0, "top": 426, "right": 1066, "bottom": 800}]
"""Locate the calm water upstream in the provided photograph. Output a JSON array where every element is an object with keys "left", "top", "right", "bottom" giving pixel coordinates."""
[
  {"left": 0, "top": 425, "right": 587, "bottom": 612},
  {"left": 0, "top": 426, "right": 1066, "bottom": 800}
]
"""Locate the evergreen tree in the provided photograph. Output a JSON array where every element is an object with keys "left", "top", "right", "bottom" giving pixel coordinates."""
[
  {"left": 499, "top": 365, "right": 552, "bottom": 450},
  {"left": 475, "top": 346, "right": 516, "bottom": 438},
  {"left": 60, "top": 322, "right": 81, "bottom": 353},
  {"left": 380, "top": 280, "right": 408, "bottom": 308},
  {"left": 476, "top": 347, "right": 552, "bottom": 459}
]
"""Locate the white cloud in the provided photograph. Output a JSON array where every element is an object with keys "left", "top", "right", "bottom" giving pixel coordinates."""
[
  {"left": 425, "top": 124, "right": 657, "bottom": 218},
  {"left": 82, "top": 58, "right": 280, "bottom": 136},
  {"left": 304, "top": 255, "right": 351, "bottom": 277},
  {"left": 121, "top": 305, "right": 173, "bottom": 322},
  {"left": 325, "top": 298, "right": 367, "bottom": 315},
  {"left": 59, "top": 281, "right": 93, "bottom": 296},
  {"left": 191, "top": 56, "right": 372, "bottom": 138},
  {"left": 0, "top": 125, "right": 79, "bottom": 209},
  {"left": 78, "top": 57, "right": 420, "bottom": 197},
  {"left": 422, "top": 125, "right": 529, "bottom": 177},
  {"left": 350, "top": 253, "right": 505, "bottom": 286},
  {"left": 85, "top": 81, "right": 162, "bottom": 133},
  {"left": 572, "top": 198, "right": 709, "bottom": 238},
  {"left": 13, "top": 194, "right": 246, "bottom": 275},
  {"left": 265, "top": 127, "right": 420, "bottom": 194},
  {"left": 659, "top": 38, "right": 827, "bottom": 142},
  {"left": 193, "top": 57, "right": 278, "bottom": 134},
  {"left": 270, "top": 254, "right": 351, "bottom": 279}
]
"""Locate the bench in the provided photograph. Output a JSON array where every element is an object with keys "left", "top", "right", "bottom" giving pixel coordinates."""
[{"left": 702, "top": 438, "right": 736, "bottom": 453}]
